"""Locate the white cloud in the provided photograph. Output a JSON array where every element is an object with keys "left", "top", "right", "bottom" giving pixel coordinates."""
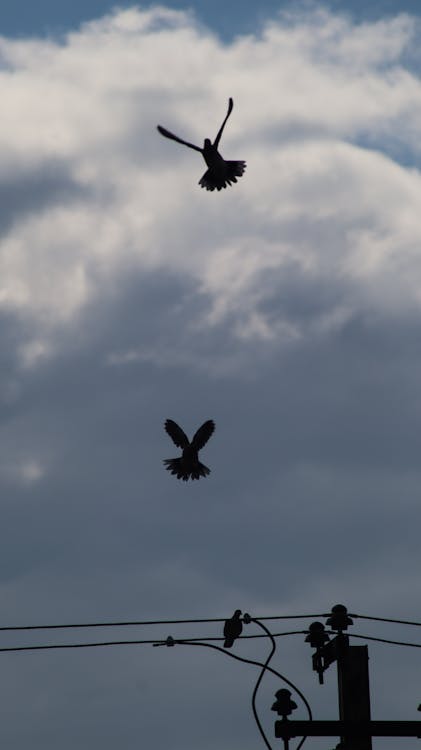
[{"left": 0, "top": 4, "right": 420, "bottom": 356}]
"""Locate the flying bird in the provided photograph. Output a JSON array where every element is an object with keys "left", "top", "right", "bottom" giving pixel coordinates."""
[
  {"left": 157, "top": 98, "right": 246, "bottom": 191},
  {"left": 163, "top": 419, "right": 215, "bottom": 481},
  {"left": 223, "top": 610, "right": 243, "bottom": 648}
]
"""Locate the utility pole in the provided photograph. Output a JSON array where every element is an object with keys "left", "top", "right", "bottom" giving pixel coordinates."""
[
  {"left": 273, "top": 604, "right": 421, "bottom": 750},
  {"left": 336, "top": 639, "right": 371, "bottom": 749},
  {"left": 326, "top": 605, "right": 371, "bottom": 750}
]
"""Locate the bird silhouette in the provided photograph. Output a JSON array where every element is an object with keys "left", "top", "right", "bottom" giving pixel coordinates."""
[
  {"left": 157, "top": 98, "right": 246, "bottom": 191},
  {"left": 163, "top": 419, "right": 215, "bottom": 481},
  {"left": 223, "top": 610, "right": 243, "bottom": 648}
]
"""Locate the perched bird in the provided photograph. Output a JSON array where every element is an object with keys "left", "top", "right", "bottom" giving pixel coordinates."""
[
  {"left": 223, "top": 610, "right": 243, "bottom": 648},
  {"left": 163, "top": 419, "right": 215, "bottom": 481},
  {"left": 157, "top": 98, "right": 246, "bottom": 191}
]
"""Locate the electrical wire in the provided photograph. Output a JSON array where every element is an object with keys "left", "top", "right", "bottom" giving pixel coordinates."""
[
  {"left": 252, "top": 619, "right": 309, "bottom": 750},
  {"left": 0, "top": 629, "right": 419, "bottom": 655},
  {"left": 0, "top": 610, "right": 421, "bottom": 634},
  {"left": 0, "top": 618, "right": 226, "bottom": 632},
  {"left": 0, "top": 614, "right": 324, "bottom": 632},
  {"left": 249, "top": 619, "right": 276, "bottom": 750},
  {"left": 0, "top": 630, "right": 306, "bottom": 654},
  {"left": 177, "top": 639, "right": 313, "bottom": 750},
  {"left": 0, "top": 638, "right": 162, "bottom": 652},
  {"left": 348, "top": 633, "right": 421, "bottom": 648},
  {"left": 0, "top": 608, "right": 418, "bottom": 750},
  {"left": 352, "top": 614, "right": 421, "bottom": 628},
  {"left": 175, "top": 640, "right": 313, "bottom": 721},
  {"left": 151, "top": 631, "right": 306, "bottom": 643}
]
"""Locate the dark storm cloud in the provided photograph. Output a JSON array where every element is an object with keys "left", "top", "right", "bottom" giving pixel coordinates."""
[
  {"left": 2, "top": 266, "right": 419, "bottom": 591},
  {"left": 0, "top": 260, "right": 420, "bottom": 749}
]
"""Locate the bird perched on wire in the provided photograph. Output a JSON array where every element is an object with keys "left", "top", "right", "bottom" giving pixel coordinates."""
[
  {"left": 223, "top": 610, "right": 243, "bottom": 648},
  {"left": 157, "top": 97, "right": 246, "bottom": 191},
  {"left": 163, "top": 419, "right": 215, "bottom": 481}
]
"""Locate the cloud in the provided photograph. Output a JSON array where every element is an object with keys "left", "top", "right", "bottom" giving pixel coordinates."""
[
  {"left": 0, "top": 4, "right": 420, "bottom": 354},
  {"left": 0, "top": 5, "right": 420, "bottom": 750}
]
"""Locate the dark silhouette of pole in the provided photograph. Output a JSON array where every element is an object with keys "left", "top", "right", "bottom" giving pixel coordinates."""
[
  {"left": 275, "top": 604, "right": 421, "bottom": 750},
  {"left": 336, "top": 636, "right": 371, "bottom": 750},
  {"left": 325, "top": 604, "right": 371, "bottom": 749}
]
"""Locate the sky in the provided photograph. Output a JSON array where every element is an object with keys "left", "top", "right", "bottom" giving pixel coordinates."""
[
  {"left": 2, "top": 0, "right": 421, "bottom": 38},
  {"left": 0, "top": 1, "right": 420, "bottom": 749}
]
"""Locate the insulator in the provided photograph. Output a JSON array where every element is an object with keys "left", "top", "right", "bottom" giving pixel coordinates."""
[
  {"left": 326, "top": 604, "right": 353, "bottom": 632},
  {"left": 305, "top": 621, "right": 330, "bottom": 648},
  {"left": 271, "top": 689, "right": 297, "bottom": 717}
]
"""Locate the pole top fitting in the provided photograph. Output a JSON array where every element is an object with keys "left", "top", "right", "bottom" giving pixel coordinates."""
[
  {"left": 326, "top": 604, "right": 353, "bottom": 632},
  {"left": 305, "top": 621, "right": 330, "bottom": 648},
  {"left": 272, "top": 689, "right": 297, "bottom": 718}
]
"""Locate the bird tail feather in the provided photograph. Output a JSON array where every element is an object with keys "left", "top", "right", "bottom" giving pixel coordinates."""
[
  {"left": 192, "top": 461, "right": 210, "bottom": 480},
  {"left": 163, "top": 458, "right": 188, "bottom": 481},
  {"left": 223, "top": 637, "right": 235, "bottom": 648},
  {"left": 227, "top": 160, "right": 246, "bottom": 178},
  {"left": 199, "top": 161, "right": 246, "bottom": 191},
  {"left": 199, "top": 169, "right": 218, "bottom": 191},
  {"left": 163, "top": 458, "right": 210, "bottom": 481}
]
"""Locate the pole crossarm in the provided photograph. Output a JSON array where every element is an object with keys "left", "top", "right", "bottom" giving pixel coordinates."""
[{"left": 275, "top": 720, "right": 421, "bottom": 739}]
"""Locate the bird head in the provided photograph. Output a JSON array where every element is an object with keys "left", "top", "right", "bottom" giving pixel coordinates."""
[{"left": 204, "top": 138, "right": 212, "bottom": 148}]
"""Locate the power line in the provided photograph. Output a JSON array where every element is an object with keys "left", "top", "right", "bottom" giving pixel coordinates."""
[
  {"left": 0, "top": 630, "right": 419, "bottom": 655},
  {"left": 349, "top": 633, "right": 421, "bottom": 648},
  {"left": 177, "top": 640, "right": 313, "bottom": 722},
  {"left": 352, "top": 614, "right": 421, "bottom": 628},
  {"left": 0, "top": 618, "right": 226, "bottom": 632},
  {"left": 0, "top": 611, "right": 420, "bottom": 634},
  {"left": 248, "top": 618, "right": 309, "bottom": 750},
  {"left": 250, "top": 619, "right": 277, "bottom": 750},
  {"left": 177, "top": 638, "right": 312, "bottom": 750},
  {"left": 0, "top": 629, "right": 418, "bottom": 655},
  {"left": 0, "top": 638, "right": 160, "bottom": 652},
  {"left": 0, "top": 630, "right": 306, "bottom": 654},
  {"left": 0, "top": 614, "right": 325, "bottom": 633},
  {"left": 159, "top": 618, "right": 312, "bottom": 750}
]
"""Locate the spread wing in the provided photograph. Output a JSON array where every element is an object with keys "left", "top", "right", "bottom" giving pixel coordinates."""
[
  {"left": 157, "top": 125, "right": 202, "bottom": 153},
  {"left": 165, "top": 419, "right": 190, "bottom": 448},
  {"left": 191, "top": 420, "right": 215, "bottom": 451},
  {"left": 213, "top": 97, "right": 234, "bottom": 149}
]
